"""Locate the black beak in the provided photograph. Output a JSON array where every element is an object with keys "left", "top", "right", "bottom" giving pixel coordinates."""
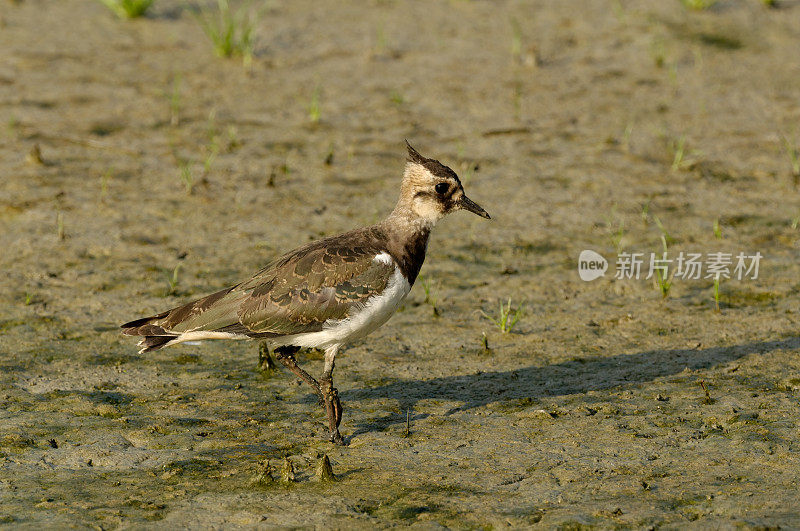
[{"left": 460, "top": 195, "right": 491, "bottom": 219}]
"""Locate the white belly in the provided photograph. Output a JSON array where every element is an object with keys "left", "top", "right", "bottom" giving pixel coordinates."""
[{"left": 278, "top": 261, "right": 410, "bottom": 350}]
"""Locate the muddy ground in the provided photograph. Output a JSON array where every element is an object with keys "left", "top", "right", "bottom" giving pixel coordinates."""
[{"left": 2, "top": 0, "right": 800, "bottom": 528}]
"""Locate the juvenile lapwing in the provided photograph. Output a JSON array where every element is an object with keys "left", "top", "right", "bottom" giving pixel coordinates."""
[{"left": 121, "top": 142, "right": 490, "bottom": 444}]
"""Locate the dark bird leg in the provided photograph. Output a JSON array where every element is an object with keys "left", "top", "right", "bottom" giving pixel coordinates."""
[
  {"left": 320, "top": 347, "right": 344, "bottom": 445},
  {"left": 257, "top": 342, "right": 278, "bottom": 372},
  {"left": 274, "top": 346, "right": 323, "bottom": 402},
  {"left": 274, "top": 345, "right": 343, "bottom": 444}
]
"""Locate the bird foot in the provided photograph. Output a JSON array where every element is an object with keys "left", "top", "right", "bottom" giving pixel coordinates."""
[
  {"left": 321, "top": 377, "right": 345, "bottom": 445},
  {"left": 328, "top": 429, "right": 345, "bottom": 445}
]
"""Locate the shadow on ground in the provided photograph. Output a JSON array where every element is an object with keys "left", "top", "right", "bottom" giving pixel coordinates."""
[{"left": 345, "top": 337, "right": 799, "bottom": 435}]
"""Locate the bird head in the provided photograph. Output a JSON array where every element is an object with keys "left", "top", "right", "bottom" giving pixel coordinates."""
[{"left": 399, "top": 141, "right": 491, "bottom": 225}]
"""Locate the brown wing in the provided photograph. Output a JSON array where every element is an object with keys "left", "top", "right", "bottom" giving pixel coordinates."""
[
  {"left": 122, "top": 242, "right": 396, "bottom": 340},
  {"left": 236, "top": 245, "right": 395, "bottom": 335}
]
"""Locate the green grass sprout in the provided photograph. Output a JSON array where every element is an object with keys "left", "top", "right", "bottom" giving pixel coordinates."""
[
  {"left": 308, "top": 85, "right": 321, "bottom": 124},
  {"left": 481, "top": 299, "right": 524, "bottom": 333},
  {"left": 163, "top": 264, "right": 182, "bottom": 297},
  {"left": 98, "top": 0, "right": 154, "bottom": 18},
  {"left": 196, "top": 0, "right": 259, "bottom": 67},
  {"left": 653, "top": 216, "right": 675, "bottom": 247},
  {"left": 655, "top": 268, "right": 673, "bottom": 299},
  {"left": 671, "top": 135, "right": 687, "bottom": 171},
  {"left": 179, "top": 161, "right": 193, "bottom": 194},
  {"left": 100, "top": 170, "right": 111, "bottom": 201},
  {"left": 56, "top": 212, "right": 65, "bottom": 241},
  {"left": 510, "top": 18, "right": 522, "bottom": 61},
  {"left": 641, "top": 199, "right": 651, "bottom": 225},
  {"left": 418, "top": 275, "right": 440, "bottom": 317},
  {"left": 680, "top": 0, "right": 717, "bottom": 10},
  {"left": 652, "top": 219, "right": 673, "bottom": 298},
  {"left": 781, "top": 134, "right": 800, "bottom": 185}
]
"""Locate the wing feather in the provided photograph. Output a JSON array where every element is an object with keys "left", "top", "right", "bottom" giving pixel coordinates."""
[
  {"left": 237, "top": 246, "right": 395, "bottom": 335},
  {"left": 122, "top": 238, "right": 397, "bottom": 340}
]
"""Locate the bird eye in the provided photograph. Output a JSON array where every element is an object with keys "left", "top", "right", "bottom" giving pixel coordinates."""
[{"left": 435, "top": 183, "right": 449, "bottom": 194}]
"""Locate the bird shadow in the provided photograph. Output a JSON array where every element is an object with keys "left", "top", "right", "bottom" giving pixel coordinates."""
[{"left": 342, "top": 337, "right": 800, "bottom": 436}]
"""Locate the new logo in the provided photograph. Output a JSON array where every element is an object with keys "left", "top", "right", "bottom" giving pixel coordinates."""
[{"left": 578, "top": 250, "right": 608, "bottom": 281}]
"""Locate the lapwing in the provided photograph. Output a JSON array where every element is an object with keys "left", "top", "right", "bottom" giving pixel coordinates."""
[{"left": 121, "top": 142, "right": 490, "bottom": 444}]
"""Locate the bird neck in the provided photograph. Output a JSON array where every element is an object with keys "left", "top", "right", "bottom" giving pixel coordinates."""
[
  {"left": 380, "top": 206, "right": 432, "bottom": 285},
  {"left": 386, "top": 198, "right": 437, "bottom": 233}
]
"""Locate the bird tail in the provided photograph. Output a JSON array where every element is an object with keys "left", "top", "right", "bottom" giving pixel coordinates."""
[
  {"left": 120, "top": 309, "right": 178, "bottom": 353},
  {"left": 120, "top": 286, "right": 239, "bottom": 353},
  {"left": 136, "top": 335, "right": 176, "bottom": 352}
]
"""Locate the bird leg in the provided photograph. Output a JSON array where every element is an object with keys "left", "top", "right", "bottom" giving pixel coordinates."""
[
  {"left": 273, "top": 346, "right": 323, "bottom": 402},
  {"left": 257, "top": 341, "right": 278, "bottom": 372},
  {"left": 273, "top": 345, "right": 343, "bottom": 444},
  {"left": 320, "top": 347, "right": 344, "bottom": 445}
]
